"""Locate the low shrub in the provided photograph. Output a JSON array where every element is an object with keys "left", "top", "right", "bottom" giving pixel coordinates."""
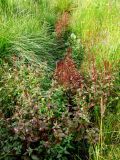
[
  {"left": 1, "top": 54, "right": 117, "bottom": 160},
  {"left": 0, "top": 56, "right": 89, "bottom": 159}
]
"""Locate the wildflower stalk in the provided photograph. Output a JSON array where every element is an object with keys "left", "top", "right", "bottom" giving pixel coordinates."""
[{"left": 99, "top": 96, "right": 105, "bottom": 156}]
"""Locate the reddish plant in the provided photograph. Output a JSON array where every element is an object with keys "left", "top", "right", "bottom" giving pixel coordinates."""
[
  {"left": 91, "top": 57, "right": 98, "bottom": 83},
  {"left": 55, "top": 12, "right": 70, "bottom": 37},
  {"left": 103, "top": 60, "right": 112, "bottom": 84},
  {"left": 54, "top": 48, "right": 83, "bottom": 89}
]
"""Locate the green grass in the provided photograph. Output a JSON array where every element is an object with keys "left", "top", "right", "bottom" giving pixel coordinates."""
[
  {"left": 70, "top": 0, "right": 120, "bottom": 69},
  {"left": 1, "top": 0, "right": 119, "bottom": 66},
  {"left": 0, "top": 0, "right": 58, "bottom": 64}
]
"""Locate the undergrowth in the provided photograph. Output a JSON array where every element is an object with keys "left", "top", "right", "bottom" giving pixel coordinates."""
[{"left": 0, "top": 0, "right": 120, "bottom": 160}]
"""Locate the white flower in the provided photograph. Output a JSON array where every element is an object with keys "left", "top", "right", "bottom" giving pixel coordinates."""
[{"left": 70, "top": 33, "right": 76, "bottom": 40}]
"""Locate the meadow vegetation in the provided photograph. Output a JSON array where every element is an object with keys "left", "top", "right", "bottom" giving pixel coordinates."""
[{"left": 0, "top": 0, "right": 120, "bottom": 160}]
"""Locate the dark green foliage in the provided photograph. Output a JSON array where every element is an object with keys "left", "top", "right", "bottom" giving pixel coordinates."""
[
  {"left": 0, "top": 56, "right": 88, "bottom": 159},
  {"left": 1, "top": 55, "right": 117, "bottom": 160}
]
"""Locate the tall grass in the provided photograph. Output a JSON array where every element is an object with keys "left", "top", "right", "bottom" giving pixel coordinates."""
[
  {"left": 70, "top": 0, "right": 120, "bottom": 69},
  {"left": 1, "top": 0, "right": 119, "bottom": 65},
  {"left": 0, "top": 0, "right": 59, "bottom": 65}
]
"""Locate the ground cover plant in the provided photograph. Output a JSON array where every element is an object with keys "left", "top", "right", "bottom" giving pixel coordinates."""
[{"left": 0, "top": 0, "right": 120, "bottom": 160}]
